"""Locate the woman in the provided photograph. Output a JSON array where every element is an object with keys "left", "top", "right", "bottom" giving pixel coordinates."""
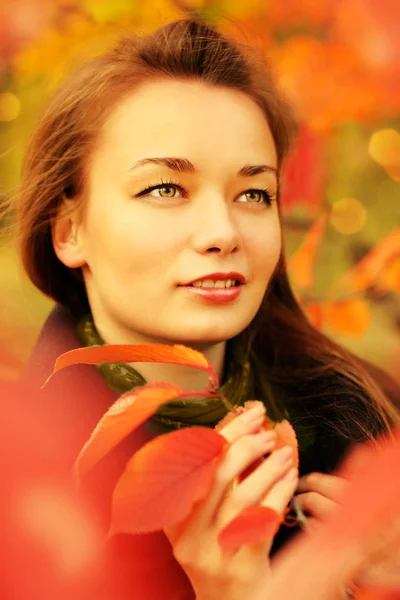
[{"left": 11, "top": 16, "right": 400, "bottom": 600}]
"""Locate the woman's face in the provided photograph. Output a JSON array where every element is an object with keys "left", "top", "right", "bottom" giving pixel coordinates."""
[{"left": 56, "top": 79, "right": 281, "bottom": 346}]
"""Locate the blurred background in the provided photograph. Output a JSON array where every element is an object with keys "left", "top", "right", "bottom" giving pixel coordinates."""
[{"left": 0, "top": 0, "right": 399, "bottom": 382}]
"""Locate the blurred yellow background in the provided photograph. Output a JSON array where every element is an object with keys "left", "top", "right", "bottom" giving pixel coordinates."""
[{"left": 0, "top": 0, "right": 399, "bottom": 380}]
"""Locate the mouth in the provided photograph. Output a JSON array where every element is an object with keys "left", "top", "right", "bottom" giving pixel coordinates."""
[
  {"left": 177, "top": 280, "right": 244, "bottom": 304},
  {"left": 179, "top": 271, "right": 247, "bottom": 287},
  {"left": 179, "top": 280, "right": 243, "bottom": 289}
]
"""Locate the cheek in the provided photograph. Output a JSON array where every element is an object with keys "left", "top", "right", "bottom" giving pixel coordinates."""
[
  {"left": 248, "top": 218, "right": 282, "bottom": 279},
  {"left": 82, "top": 208, "right": 178, "bottom": 277}
]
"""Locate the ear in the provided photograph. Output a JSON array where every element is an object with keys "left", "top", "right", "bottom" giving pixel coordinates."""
[{"left": 51, "top": 201, "right": 86, "bottom": 269}]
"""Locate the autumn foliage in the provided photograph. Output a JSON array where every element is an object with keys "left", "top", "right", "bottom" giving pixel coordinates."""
[
  {"left": 291, "top": 219, "right": 400, "bottom": 337},
  {"left": 0, "top": 2, "right": 399, "bottom": 596},
  {"left": 40, "top": 342, "right": 400, "bottom": 599},
  {"left": 44, "top": 342, "right": 298, "bottom": 554}
]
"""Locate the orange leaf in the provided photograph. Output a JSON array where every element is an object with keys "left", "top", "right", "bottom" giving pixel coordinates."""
[
  {"left": 304, "top": 302, "right": 324, "bottom": 330},
  {"left": 380, "top": 256, "right": 400, "bottom": 292},
  {"left": 75, "top": 383, "right": 185, "bottom": 480},
  {"left": 273, "top": 420, "right": 299, "bottom": 469},
  {"left": 110, "top": 427, "right": 227, "bottom": 535},
  {"left": 323, "top": 298, "right": 371, "bottom": 336},
  {"left": 289, "top": 214, "right": 327, "bottom": 290},
  {"left": 218, "top": 505, "right": 282, "bottom": 554},
  {"left": 44, "top": 343, "right": 218, "bottom": 387}
]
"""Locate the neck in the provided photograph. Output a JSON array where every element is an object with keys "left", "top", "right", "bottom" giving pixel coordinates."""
[
  {"left": 94, "top": 317, "right": 226, "bottom": 394},
  {"left": 134, "top": 343, "right": 225, "bottom": 393}
]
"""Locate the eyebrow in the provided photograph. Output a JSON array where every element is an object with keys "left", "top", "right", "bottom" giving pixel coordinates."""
[{"left": 128, "top": 156, "right": 277, "bottom": 178}]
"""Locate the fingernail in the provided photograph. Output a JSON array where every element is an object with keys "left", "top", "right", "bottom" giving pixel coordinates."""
[
  {"left": 273, "top": 446, "right": 293, "bottom": 463},
  {"left": 242, "top": 405, "right": 265, "bottom": 421}
]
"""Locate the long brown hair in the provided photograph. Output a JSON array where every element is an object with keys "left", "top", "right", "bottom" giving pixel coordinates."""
[{"left": 12, "top": 17, "right": 400, "bottom": 447}]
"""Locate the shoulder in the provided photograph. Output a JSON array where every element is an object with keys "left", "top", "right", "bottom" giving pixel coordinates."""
[
  {"left": 17, "top": 305, "right": 118, "bottom": 469},
  {"left": 20, "top": 304, "right": 82, "bottom": 388}
]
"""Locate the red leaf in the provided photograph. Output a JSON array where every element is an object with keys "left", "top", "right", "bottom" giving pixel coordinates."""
[
  {"left": 329, "top": 430, "right": 400, "bottom": 545},
  {"left": 44, "top": 343, "right": 218, "bottom": 387},
  {"left": 280, "top": 127, "right": 326, "bottom": 214},
  {"left": 218, "top": 505, "right": 282, "bottom": 554},
  {"left": 110, "top": 427, "right": 227, "bottom": 534},
  {"left": 75, "top": 383, "right": 184, "bottom": 479},
  {"left": 355, "top": 587, "right": 400, "bottom": 600}
]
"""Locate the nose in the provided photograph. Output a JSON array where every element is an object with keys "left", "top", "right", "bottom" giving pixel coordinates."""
[{"left": 191, "top": 194, "right": 241, "bottom": 255}]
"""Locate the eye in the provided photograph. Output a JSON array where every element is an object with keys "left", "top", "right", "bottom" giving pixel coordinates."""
[
  {"left": 150, "top": 184, "right": 180, "bottom": 198},
  {"left": 136, "top": 178, "right": 184, "bottom": 199},
  {"left": 237, "top": 189, "right": 274, "bottom": 205},
  {"left": 135, "top": 179, "right": 275, "bottom": 205}
]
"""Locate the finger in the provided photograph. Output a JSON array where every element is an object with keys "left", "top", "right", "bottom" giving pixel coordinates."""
[
  {"left": 168, "top": 430, "right": 277, "bottom": 540},
  {"left": 261, "top": 467, "right": 298, "bottom": 515},
  {"left": 165, "top": 408, "right": 271, "bottom": 544},
  {"left": 218, "top": 404, "right": 267, "bottom": 444},
  {"left": 297, "top": 472, "right": 347, "bottom": 502},
  {"left": 216, "top": 431, "right": 277, "bottom": 493},
  {"left": 257, "top": 467, "right": 299, "bottom": 554},
  {"left": 217, "top": 446, "right": 294, "bottom": 530},
  {"left": 216, "top": 449, "right": 297, "bottom": 560},
  {"left": 295, "top": 491, "right": 337, "bottom": 520}
]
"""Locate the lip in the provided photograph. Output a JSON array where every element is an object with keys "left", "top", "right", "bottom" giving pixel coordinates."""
[
  {"left": 179, "top": 284, "right": 242, "bottom": 303},
  {"left": 182, "top": 272, "right": 246, "bottom": 285}
]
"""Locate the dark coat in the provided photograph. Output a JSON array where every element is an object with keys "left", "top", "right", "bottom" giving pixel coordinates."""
[
  {"left": 3, "top": 306, "right": 194, "bottom": 599},
  {"left": 2, "top": 304, "right": 399, "bottom": 599}
]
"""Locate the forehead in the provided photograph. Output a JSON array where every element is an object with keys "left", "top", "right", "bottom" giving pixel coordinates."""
[{"left": 93, "top": 78, "right": 277, "bottom": 174}]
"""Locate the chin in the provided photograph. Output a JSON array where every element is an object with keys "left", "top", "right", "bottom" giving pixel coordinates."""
[{"left": 173, "top": 326, "right": 246, "bottom": 347}]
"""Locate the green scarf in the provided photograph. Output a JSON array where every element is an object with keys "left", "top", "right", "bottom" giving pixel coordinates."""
[{"left": 76, "top": 314, "right": 288, "bottom": 435}]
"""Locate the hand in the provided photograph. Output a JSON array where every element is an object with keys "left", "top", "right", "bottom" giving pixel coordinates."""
[
  {"left": 296, "top": 472, "right": 400, "bottom": 588},
  {"left": 296, "top": 472, "right": 346, "bottom": 528},
  {"left": 164, "top": 404, "right": 298, "bottom": 600}
]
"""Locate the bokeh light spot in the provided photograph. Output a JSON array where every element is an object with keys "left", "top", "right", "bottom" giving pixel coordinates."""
[
  {"left": 330, "top": 198, "right": 367, "bottom": 235},
  {"left": 368, "top": 128, "right": 400, "bottom": 168},
  {"left": 82, "top": 0, "right": 135, "bottom": 22},
  {"left": 0, "top": 93, "right": 21, "bottom": 122}
]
